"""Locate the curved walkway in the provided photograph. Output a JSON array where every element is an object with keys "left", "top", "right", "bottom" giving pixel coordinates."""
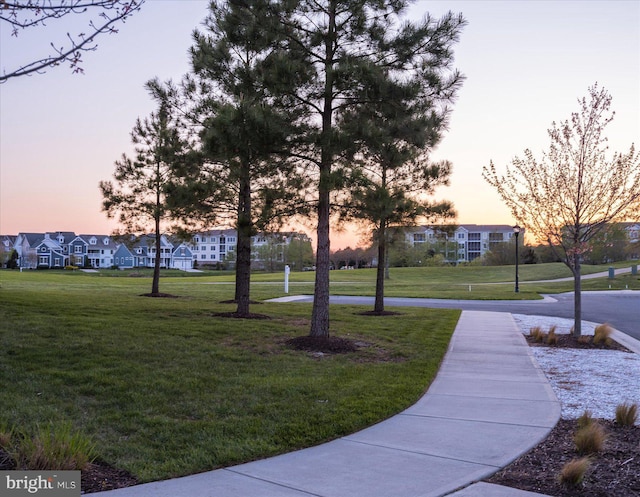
[{"left": 99, "top": 311, "right": 560, "bottom": 497}]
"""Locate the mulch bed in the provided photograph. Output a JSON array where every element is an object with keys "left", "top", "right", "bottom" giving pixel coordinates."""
[
  {"left": 139, "top": 293, "right": 179, "bottom": 298},
  {"left": 525, "top": 333, "right": 631, "bottom": 352},
  {"left": 486, "top": 419, "right": 640, "bottom": 496},
  {"left": 485, "top": 333, "right": 639, "bottom": 496},
  {"left": 81, "top": 460, "right": 139, "bottom": 493},
  {"left": 285, "top": 335, "right": 359, "bottom": 354}
]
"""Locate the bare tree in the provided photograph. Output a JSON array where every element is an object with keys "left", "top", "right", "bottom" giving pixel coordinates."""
[
  {"left": 1, "top": 0, "right": 144, "bottom": 82},
  {"left": 484, "top": 84, "right": 640, "bottom": 336}
]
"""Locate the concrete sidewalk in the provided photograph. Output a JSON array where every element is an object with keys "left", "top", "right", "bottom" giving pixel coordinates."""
[{"left": 98, "top": 311, "right": 560, "bottom": 497}]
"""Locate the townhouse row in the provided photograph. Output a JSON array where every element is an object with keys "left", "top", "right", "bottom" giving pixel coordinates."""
[{"left": 1, "top": 229, "right": 311, "bottom": 270}]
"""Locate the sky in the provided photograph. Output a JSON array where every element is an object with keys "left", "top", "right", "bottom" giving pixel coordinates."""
[{"left": 1, "top": 0, "right": 639, "bottom": 249}]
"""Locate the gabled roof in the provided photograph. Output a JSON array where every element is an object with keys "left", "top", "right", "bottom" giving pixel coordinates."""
[
  {"left": 18, "top": 233, "right": 46, "bottom": 247},
  {"left": 78, "top": 234, "right": 114, "bottom": 249}
]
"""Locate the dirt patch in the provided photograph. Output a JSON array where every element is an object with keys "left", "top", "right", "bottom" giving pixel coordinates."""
[
  {"left": 285, "top": 335, "right": 359, "bottom": 354},
  {"left": 139, "top": 293, "right": 180, "bottom": 298},
  {"left": 81, "top": 460, "right": 139, "bottom": 493},
  {"left": 357, "top": 310, "right": 403, "bottom": 316},
  {"left": 486, "top": 418, "right": 640, "bottom": 496},
  {"left": 211, "top": 311, "right": 271, "bottom": 320}
]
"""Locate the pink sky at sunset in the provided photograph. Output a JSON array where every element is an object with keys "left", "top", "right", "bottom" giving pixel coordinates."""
[{"left": 1, "top": 1, "right": 638, "bottom": 250}]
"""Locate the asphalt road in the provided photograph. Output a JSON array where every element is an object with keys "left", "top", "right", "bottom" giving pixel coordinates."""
[{"left": 319, "top": 291, "right": 640, "bottom": 341}]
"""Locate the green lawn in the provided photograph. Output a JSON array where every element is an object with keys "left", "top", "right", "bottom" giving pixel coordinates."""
[
  {"left": 0, "top": 271, "right": 458, "bottom": 482},
  {"left": 2, "top": 261, "right": 637, "bottom": 481}
]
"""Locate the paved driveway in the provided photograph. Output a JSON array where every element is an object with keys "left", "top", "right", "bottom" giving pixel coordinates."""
[{"left": 276, "top": 291, "right": 640, "bottom": 341}]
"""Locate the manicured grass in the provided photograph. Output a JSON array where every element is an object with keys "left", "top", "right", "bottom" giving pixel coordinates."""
[{"left": 0, "top": 271, "right": 458, "bottom": 482}]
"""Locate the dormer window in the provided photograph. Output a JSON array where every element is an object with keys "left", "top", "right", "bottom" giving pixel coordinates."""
[
  {"left": 90, "top": 237, "right": 97, "bottom": 245},
  {"left": 58, "top": 236, "right": 64, "bottom": 243},
  {"left": 103, "top": 238, "right": 110, "bottom": 245}
]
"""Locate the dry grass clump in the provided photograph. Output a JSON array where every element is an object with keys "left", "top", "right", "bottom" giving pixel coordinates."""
[
  {"left": 529, "top": 326, "right": 545, "bottom": 342},
  {"left": 593, "top": 323, "right": 613, "bottom": 346},
  {"left": 615, "top": 402, "right": 638, "bottom": 427},
  {"left": 574, "top": 421, "right": 607, "bottom": 454},
  {"left": 576, "top": 410, "right": 594, "bottom": 430},
  {"left": 529, "top": 325, "right": 560, "bottom": 345},
  {"left": 546, "top": 327, "right": 558, "bottom": 345},
  {"left": 559, "top": 457, "right": 591, "bottom": 487}
]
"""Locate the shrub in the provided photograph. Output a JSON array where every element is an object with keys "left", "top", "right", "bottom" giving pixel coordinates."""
[
  {"left": 64, "top": 265, "right": 79, "bottom": 271},
  {"left": 559, "top": 457, "right": 591, "bottom": 487},
  {"left": 529, "top": 326, "right": 545, "bottom": 342},
  {"left": 593, "top": 323, "right": 613, "bottom": 346},
  {"left": 577, "top": 410, "right": 594, "bottom": 430},
  {"left": 574, "top": 421, "right": 607, "bottom": 454},
  {"left": 546, "top": 328, "right": 558, "bottom": 345},
  {"left": 16, "top": 422, "right": 96, "bottom": 471},
  {"left": 615, "top": 402, "right": 638, "bottom": 427}
]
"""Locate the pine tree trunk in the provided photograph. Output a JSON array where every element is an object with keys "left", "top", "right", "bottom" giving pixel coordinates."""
[
  {"left": 235, "top": 166, "right": 252, "bottom": 316},
  {"left": 309, "top": 2, "right": 336, "bottom": 338},
  {"left": 374, "top": 223, "right": 386, "bottom": 313},
  {"left": 151, "top": 180, "right": 161, "bottom": 295}
]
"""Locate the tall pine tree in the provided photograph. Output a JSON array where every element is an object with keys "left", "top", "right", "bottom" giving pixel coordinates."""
[
  {"left": 339, "top": 66, "right": 460, "bottom": 313},
  {"left": 187, "top": 1, "right": 308, "bottom": 316},
  {"left": 100, "top": 86, "right": 192, "bottom": 296},
  {"left": 270, "top": 1, "right": 466, "bottom": 336}
]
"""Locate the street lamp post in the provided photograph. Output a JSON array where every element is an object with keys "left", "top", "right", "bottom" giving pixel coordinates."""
[{"left": 513, "top": 225, "right": 521, "bottom": 293}]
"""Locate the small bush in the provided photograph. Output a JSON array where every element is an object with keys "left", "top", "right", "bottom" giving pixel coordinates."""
[
  {"left": 546, "top": 328, "right": 558, "bottom": 345},
  {"left": 574, "top": 421, "right": 607, "bottom": 454},
  {"left": 64, "top": 265, "right": 79, "bottom": 271},
  {"left": 529, "top": 326, "right": 545, "bottom": 342},
  {"left": 615, "top": 402, "right": 638, "bottom": 427},
  {"left": 593, "top": 323, "right": 613, "bottom": 346},
  {"left": 16, "top": 422, "right": 96, "bottom": 471},
  {"left": 559, "top": 457, "right": 591, "bottom": 487},
  {"left": 577, "top": 410, "right": 594, "bottom": 430}
]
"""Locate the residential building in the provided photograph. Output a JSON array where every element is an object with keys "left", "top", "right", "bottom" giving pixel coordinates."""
[
  {"left": 4, "top": 229, "right": 309, "bottom": 270},
  {"left": 407, "top": 225, "right": 522, "bottom": 263}
]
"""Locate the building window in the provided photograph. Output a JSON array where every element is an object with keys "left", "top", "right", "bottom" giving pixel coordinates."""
[
  {"left": 201, "top": 254, "right": 206, "bottom": 259},
  {"left": 413, "top": 234, "right": 425, "bottom": 243},
  {"left": 39, "top": 256, "right": 48, "bottom": 265},
  {"left": 468, "top": 233, "right": 481, "bottom": 241},
  {"left": 211, "top": 254, "right": 216, "bottom": 259},
  {"left": 74, "top": 245, "right": 83, "bottom": 253},
  {"left": 54, "top": 258, "right": 61, "bottom": 266},
  {"left": 457, "top": 233, "right": 465, "bottom": 239}
]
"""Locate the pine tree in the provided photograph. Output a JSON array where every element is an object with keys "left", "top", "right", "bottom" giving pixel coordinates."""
[
  {"left": 339, "top": 65, "right": 460, "bottom": 313},
  {"left": 187, "top": 0, "right": 308, "bottom": 317},
  {"left": 100, "top": 87, "right": 192, "bottom": 296},
  {"left": 270, "top": 1, "right": 466, "bottom": 335}
]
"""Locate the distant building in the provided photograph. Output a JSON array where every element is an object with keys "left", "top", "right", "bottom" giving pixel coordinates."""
[
  {"left": 4, "top": 229, "right": 311, "bottom": 270},
  {"left": 406, "top": 224, "right": 523, "bottom": 263}
]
